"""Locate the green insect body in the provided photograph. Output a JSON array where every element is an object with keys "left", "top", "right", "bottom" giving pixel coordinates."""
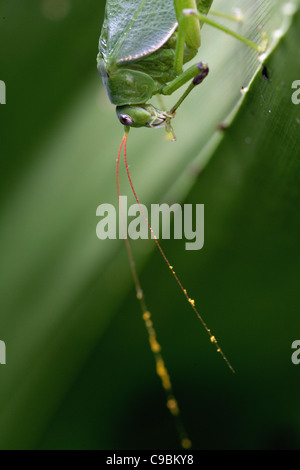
[{"left": 97, "top": 0, "right": 214, "bottom": 132}]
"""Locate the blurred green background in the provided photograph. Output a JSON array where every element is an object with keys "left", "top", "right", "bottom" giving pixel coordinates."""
[{"left": 0, "top": 0, "right": 300, "bottom": 450}]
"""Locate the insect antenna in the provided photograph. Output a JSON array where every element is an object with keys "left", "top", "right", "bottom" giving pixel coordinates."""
[
  {"left": 117, "top": 131, "right": 192, "bottom": 450},
  {"left": 122, "top": 132, "right": 235, "bottom": 374}
]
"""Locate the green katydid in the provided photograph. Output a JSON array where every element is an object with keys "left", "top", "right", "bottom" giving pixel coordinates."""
[
  {"left": 97, "top": 0, "right": 264, "bottom": 449},
  {"left": 98, "top": 0, "right": 262, "bottom": 137}
]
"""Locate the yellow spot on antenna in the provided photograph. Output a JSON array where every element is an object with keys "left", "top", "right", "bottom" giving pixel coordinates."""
[
  {"left": 149, "top": 336, "right": 161, "bottom": 353},
  {"left": 210, "top": 336, "right": 216, "bottom": 343},
  {"left": 156, "top": 359, "right": 166, "bottom": 377},
  {"left": 136, "top": 289, "right": 143, "bottom": 300},
  {"left": 188, "top": 298, "right": 195, "bottom": 307},
  {"left": 169, "top": 266, "right": 173, "bottom": 270},
  {"left": 162, "top": 376, "right": 171, "bottom": 390},
  {"left": 143, "top": 311, "right": 151, "bottom": 321},
  {"left": 167, "top": 398, "right": 179, "bottom": 416},
  {"left": 181, "top": 438, "right": 192, "bottom": 449},
  {"left": 146, "top": 319, "right": 153, "bottom": 328},
  {"left": 156, "top": 359, "right": 171, "bottom": 389}
]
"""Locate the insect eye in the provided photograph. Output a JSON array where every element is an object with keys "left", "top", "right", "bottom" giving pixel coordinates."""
[{"left": 119, "top": 114, "right": 134, "bottom": 126}]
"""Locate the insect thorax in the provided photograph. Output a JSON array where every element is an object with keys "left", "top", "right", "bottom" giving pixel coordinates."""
[
  {"left": 98, "top": 30, "right": 198, "bottom": 106},
  {"left": 118, "top": 32, "right": 197, "bottom": 85}
]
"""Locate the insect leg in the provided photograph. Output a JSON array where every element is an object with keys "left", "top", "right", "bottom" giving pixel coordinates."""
[
  {"left": 161, "top": 62, "right": 208, "bottom": 115},
  {"left": 182, "top": 9, "right": 264, "bottom": 52},
  {"left": 209, "top": 9, "right": 243, "bottom": 23},
  {"left": 162, "top": 62, "right": 208, "bottom": 96},
  {"left": 173, "top": 1, "right": 201, "bottom": 76}
]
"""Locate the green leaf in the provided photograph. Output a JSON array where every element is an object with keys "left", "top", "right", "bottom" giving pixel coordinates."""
[{"left": 0, "top": 0, "right": 299, "bottom": 450}]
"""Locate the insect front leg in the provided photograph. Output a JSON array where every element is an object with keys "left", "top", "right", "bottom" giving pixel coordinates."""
[
  {"left": 165, "top": 1, "right": 209, "bottom": 116},
  {"left": 161, "top": 62, "right": 209, "bottom": 116},
  {"left": 173, "top": 0, "right": 202, "bottom": 76}
]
